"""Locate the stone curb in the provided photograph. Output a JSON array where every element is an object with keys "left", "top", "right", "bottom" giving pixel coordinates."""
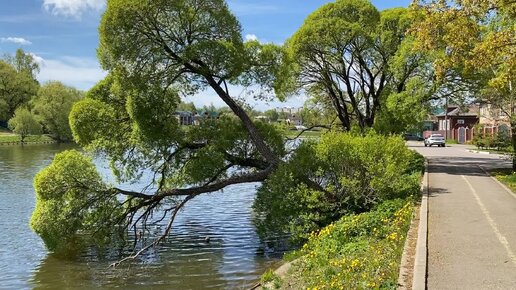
[{"left": 412, "top": 162, "right": 429, "bottom": 290}]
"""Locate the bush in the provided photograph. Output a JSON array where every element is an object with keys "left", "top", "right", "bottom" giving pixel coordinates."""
[
  {"left": 280, "top": 198, "right": 414, "bottom": 289},
  {"left": 253, "top": 132, "right": 422, "bottom": 245}
]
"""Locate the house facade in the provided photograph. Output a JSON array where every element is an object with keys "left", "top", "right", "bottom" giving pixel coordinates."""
[
  {"left": 431, "top": 106, "right": 479, "bottom": 143},
  {"left": 174, "top": 111, "right": 195, "bottom": 126},
  {"left": 479, "top": 103, "right": 511, "bottom": 136}
]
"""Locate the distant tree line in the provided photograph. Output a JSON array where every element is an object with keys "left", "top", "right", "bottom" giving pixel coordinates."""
[{"left": 0, "top": 49, "right": 83, "bottom": 142}]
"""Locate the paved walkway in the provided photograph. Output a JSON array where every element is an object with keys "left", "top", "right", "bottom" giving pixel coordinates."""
[{"left": 408, "top": 142, "right": 516, "bottom": 289}]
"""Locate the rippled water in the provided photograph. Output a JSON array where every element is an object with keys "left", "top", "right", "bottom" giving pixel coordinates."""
[{"left": 0, "top": 144, "right": 281, "bottom": 289}]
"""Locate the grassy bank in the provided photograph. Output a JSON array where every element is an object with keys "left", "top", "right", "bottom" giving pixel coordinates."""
[
  {"left": 284, "top": 130, "right": 324, "bottom": 139},
  {"left": 262, "top": 198, "right": 414, "bottom": 289},
  {"left": 489, "top": 169, "right": 516, "bottom": 192},
  {"left": 0, "top": 134, "right": 56, "bottom": 145}
]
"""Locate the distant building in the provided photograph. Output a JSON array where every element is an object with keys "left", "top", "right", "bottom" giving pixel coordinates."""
[
  {"left": 276, "top": 107, "right": 301, "bottom": 115},
  {"left": 479, "top": 103, "right": 511, "bottom": 136},
  {"left": 286, "top": 114, "right": 303, "bottom": 126},
  {"left": 432, "top": 105, "right": 479, "bottom": 143},
  {"left": 193, "top": 110, "right": 220, "bottom": 125},
  {"left": 174, "top": 111, "right": 194, "bottom": 126}
]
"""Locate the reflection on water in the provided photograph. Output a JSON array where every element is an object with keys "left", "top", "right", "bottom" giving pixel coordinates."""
[{"left": 0, "top": 144, "right": 280, "bottom": 289}]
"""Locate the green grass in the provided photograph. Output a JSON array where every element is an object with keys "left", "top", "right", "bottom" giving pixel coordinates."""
[
  {"left": 490, "top": 169, "right": 516, "bottom": 192},
  {"left": 476, "top": 147, "right": 513, "bottom": 154},
  {"left": 271, "top": 198, "right": 414, "bottom": 289},
  {"left": 0, "top": 134, "right": 56, "bottom": 144}
]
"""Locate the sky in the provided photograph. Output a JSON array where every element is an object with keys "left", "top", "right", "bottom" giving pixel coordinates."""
[{"left": 0, "top": 0, "right": 411, "bottom": 110}]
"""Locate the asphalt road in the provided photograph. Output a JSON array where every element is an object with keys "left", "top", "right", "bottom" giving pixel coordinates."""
[{"left": 408, "top": 142, "right": 516, "bottom": 289}]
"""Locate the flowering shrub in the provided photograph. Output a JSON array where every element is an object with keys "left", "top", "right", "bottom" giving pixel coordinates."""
[
  {"left": 254, "top": 132, "right": 423, "bottom": 245},
  {"left": 281, "top": 198, "right": 413, "bottom": 290}
]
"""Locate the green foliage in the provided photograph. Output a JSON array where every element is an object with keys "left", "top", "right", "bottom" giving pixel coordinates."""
[
  {"left": 473, "top": 126, "right": 511, "bottom": 151},
  {"left": 494, "top": 128, "right": 511, "bottom": 150},
  {"left": 253, "top": 132, "right": 422, "bottom": 244},
  {"left": 264, "top": 109, "right": 279, "bottom": 123},
  {"left": 8, "top": 107, "right": 42, "bottom": 142},
  {"left": 414, "top": 0, "right": 515, "bottom": 167},
  {"left": 99, "top": 0, "right": 244, "bottom": 88},
  {"left": 0, "top": 60, "right": 39, "bottom": 122},
  {"left": 32, "top": 81, "right": 82, "bottom": 142},
  {"left": 491, "top": 169, "right": 516, "bottom": 193},
  {"left": 30, "top": 150, "right": 121, "bottom": 251},
  {"left": 261, "top": 269, "right": 282, "bottom": 289},
  {"left": 374, "top": 78, "right": 430, "bottom": 134},
  {"left": 407, "top": 150, "right": 425, "bottom": 175},
  {"left": 176, "top": 101, "right": 197, "bottom": 112},
  {"left": 281, "top": 1, "right": 431, "bottom": 132},
  {"left": 0, "top": 134, "right": 54, "bottom": 144},
  {"left": 4, "top": 48, "right": 40, "bottom": 79},
  {"left": 280, "top": 199, "right": 413, "bottom": 289}
]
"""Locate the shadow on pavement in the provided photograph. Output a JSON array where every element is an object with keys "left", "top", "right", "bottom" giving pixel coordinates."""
[
  {"left": 428, "top": 157, "right": 510, "bottom": 177},
  {"left": 428, "top": 187, "right": 450, "bottom": 197}
]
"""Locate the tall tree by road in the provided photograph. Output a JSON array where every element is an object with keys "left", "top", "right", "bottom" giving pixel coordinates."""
[
  {"left": 413, "top": 0, "right": 515, "bottom": 168},
  {"left": 279, "top": 1, "right": 431, "bottom": 132}
]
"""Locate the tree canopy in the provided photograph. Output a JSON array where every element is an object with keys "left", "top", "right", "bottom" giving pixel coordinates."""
[
  {"left": 5, "top": 48, "right": 40, "bottom": 79},
  {"left": 412, "top": 0, "right": 516, "bottom": 166},
  {"left": 32, "top": 0, "right": 289, "bottom": 255},
  {"left": 31, "top": 0, "right": 429, "bottom": 260},
  {"left": 280, "top": 0, "right": 432, "bottom": 133},
  {"left": 32, "top": 81, "right": 83, "bottom": 142},
  {"left": 8, "top": 107, "right": 42, "bottom": 142},
  {"left": 0, "top": 60, "right": 39, "bottom": 123}
]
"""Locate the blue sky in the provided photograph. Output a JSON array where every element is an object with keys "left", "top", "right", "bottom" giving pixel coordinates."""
[{"left": 0, "top": 0, "right": 411, "bottom": 109}]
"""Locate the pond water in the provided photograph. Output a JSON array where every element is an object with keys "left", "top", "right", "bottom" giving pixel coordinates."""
[{"left": 0, "top": 144, "right": 281, "bottom": 289}]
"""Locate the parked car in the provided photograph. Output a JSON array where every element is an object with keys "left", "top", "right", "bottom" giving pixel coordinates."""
[
  {"left": 404, "top": 133, "right": 424, "bottom": 141},
  {"left": 424, "top": 134, "right": 446, "bottom": 147}
]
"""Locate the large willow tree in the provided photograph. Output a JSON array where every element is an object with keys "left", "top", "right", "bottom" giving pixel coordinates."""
[
  {"left": 30, "top": 0, "right": 291, "bottom": 257},
  {"left": 279, "top": 0, "right": 432, "bottom": 132}
]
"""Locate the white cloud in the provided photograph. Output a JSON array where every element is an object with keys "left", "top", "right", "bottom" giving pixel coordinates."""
[
  {"left": 228, "top": 2, "right": 279, "bottom": 16},
  {"left": 42, "top": 0, "right": 105, "bottom": 18},
  {"left": 1, "top": 37, "right": 32, "bottom": 45},
  {"left": 35, "top": 54, "right": 107, "bottom": 90},
  {"left": 245, "top": 34, "right": 258, "bottom": 42},
  {"left": 29, "top": 53, "right": 45, "bottom": 65}
]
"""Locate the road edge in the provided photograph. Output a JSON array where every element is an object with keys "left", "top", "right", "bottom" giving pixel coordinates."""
[
  {"left": 412, "top": 161, "right": 429, "bottom": 290},
  {"left": 478, "top": 165, "right": 516, "bottom": 200}
]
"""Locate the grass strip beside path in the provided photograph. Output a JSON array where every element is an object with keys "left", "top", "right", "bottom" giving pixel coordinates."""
[
  {"left": 262, "top": 198, "right": 414, "bottom": 290},
  {"left": 489, "top": 169, "right": 516, "bottom": 192}
]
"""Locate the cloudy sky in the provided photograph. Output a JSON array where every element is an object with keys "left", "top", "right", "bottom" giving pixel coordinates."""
[{"left": 0, "top": 0, "right": 411, "bottom": 109}]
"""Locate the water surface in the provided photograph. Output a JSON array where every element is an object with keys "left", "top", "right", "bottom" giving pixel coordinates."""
[{"left": 0, "top": 144, "right": 279, "bottom": 289}]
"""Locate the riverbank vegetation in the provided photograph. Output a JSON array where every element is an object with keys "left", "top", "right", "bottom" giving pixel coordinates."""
[
  {"left": 0, "top": 50, "right": 83, "bottom": 143},
  {"left": 254, "top": 132, "right": 423, "bottom": 245},
  {"left": 26, "top": 0, "right": 509, "bottom": 288},
  {"left": 267, "top": 199, "right": 413, "bottom": 290},
  {"left": 31, "top": 0, "right": 428, "bottom": 258},
  {"left": 0, "top": 133, "right": 54, "bottom": 145},
  {"left": 256, "top": 132, "right": 423, "bottom": 289}
]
